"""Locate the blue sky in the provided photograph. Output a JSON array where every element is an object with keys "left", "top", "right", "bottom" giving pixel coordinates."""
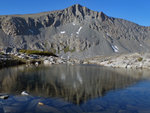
[{"left": 0, "top": 0, "right": 150, "bottom": 26}]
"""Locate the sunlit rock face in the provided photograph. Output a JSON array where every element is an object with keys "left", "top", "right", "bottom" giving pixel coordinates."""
[
  {"left": 0, "top": 65, "right": 145, "bottom": 104},
  {"left": 0, "top": 4, "right": 150, "bottom": 58}
]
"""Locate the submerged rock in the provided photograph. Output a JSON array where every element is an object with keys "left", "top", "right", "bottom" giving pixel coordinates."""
[{"left": 38, "top": 102, "right": 44, "bottom": 106}]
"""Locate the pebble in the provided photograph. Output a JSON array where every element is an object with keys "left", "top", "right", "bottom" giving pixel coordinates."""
[{"left": 38, "top": 102, "right": 44, "bottom": 106}]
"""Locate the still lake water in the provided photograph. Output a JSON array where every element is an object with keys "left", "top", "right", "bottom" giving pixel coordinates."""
[{"left": 0, "top": 64, "right": 150, "bottom": 113}]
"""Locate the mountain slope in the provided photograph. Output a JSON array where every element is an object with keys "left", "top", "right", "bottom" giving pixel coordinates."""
[{"left": 0, "top": 4, "right": 150, "bottom": 59}]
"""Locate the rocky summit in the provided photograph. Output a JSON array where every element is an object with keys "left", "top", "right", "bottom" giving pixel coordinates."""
[{"left": 0, "top": 4, "right": 150, "bottom": 59}]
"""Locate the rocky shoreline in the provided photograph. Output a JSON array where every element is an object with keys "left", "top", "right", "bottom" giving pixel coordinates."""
[
  {"left": 87, "top": 53, "right": 150, "bottom": 69},
  {"left": 1, "top": 51, "right": 150, "bottom": 70},
  {"left": 0, "top": 51, "right": 83, "bottom": 68},
  {"left": 0, "top": 54, "right": 24, "bottom": 68}
]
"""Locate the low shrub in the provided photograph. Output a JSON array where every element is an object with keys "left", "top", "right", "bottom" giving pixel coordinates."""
[
  {"left": 19, "top": 49, "right": 57, "bottom": 57},
  {"left": 138, "top": 57, "right": 143, "bottom": 62}
]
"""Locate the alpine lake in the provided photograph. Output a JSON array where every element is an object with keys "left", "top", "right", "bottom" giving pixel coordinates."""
[{"left": 0, "top": 64, "right": 150, "bottom": 113}]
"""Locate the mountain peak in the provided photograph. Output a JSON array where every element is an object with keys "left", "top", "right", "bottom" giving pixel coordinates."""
[
  {"left": 65, "top": 4, "right": 108, "bottom": 22},
  {"left": 65, "top": 4, "right": 93, "bottom": 18},
  {"left": 72, "top": 4, "right": 82, "bottom": 6},
  {"left": 70, "top": 4, "right": 84, "bottom": 8},
  {"left": 68, "top": 4, "right": 89, "bottom": 11}
]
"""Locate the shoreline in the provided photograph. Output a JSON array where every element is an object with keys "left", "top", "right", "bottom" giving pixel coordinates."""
[
  {"left": 86, "top": 53, "right": 150, "bottom": 70},
  {"left": 0, "top": 52, "right": 83, "bottom": 69},
  {"left": 1, "top": 52, "right": 150, "bottom": 70},
  {"left": 0, "top": 54, "right": 25, "bottom": 69}
]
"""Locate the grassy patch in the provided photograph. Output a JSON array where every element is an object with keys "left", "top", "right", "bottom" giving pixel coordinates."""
[
  {"left": 138, "top": 57, "right": 143, "bottom": 62},
  {"left": 64, "top": 46, "right": 70, "bottom": 53},
  {"left": 0, "top": 52, "right": 4, "bottom": 55},
  {"left": 64, "top": 46, "right": 75, "bottom": 53},
  {"left": 70, "top": 48, "right": 76, "bottom": 53},
  {"left": 50, "top": 48, "right": 56, "bottom": 54},
  {"left": 19, "top": 49, "right": 57, "bottom": 57}
]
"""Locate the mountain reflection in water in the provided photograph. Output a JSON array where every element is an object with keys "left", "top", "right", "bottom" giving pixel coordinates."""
[{"left": 0, "top": 64, "right": 145, "bottom": 104}]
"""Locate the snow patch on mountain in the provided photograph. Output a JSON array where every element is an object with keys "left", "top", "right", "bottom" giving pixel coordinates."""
[
  {"left": 76, "top": 27, "right": 82, "bottom": 34},
  {"left": 112, "top": 45, "right": 119, "bottom": 52},
  {"left": 60, "top": 31, "right": 66, "bottom": 34}
]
